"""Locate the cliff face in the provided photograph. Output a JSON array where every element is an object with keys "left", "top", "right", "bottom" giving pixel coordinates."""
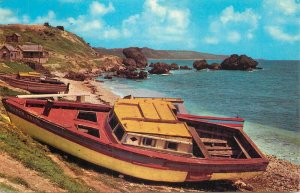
[
  {"left": 0, "top": 24, "right": 123, "bottom": 72},
  {"left": 95, "top": 47, "right": 227, "bottom": 60}
]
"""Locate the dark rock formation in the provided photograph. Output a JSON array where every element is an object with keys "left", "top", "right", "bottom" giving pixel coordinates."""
[
  {"left": 123, "top": 47, "right": 148, "bottom": 68},
  {"left": 221, "top": 54, "right": 258, "bottom": 70},
  {"left": 104, "top": 74, "right": 113, "bottom": 79},
  {"left": 148, "top": 62, "right": 170, "bottom": 74},
  {"left": 122, "top": 58, "right": 136, "bottom": 67},
  {"left": 193, "top": 60, "right": 209, "bottom": 70},
  {"left": 208, "top": 63, "right": 221, "bottom": 70},
  {"left": 180, "top": 65, "right": 192, "bottom": 70},
  {"left": 64, "top": 71, "right": 86, "bottom": 81},
  {"left": 138, "top": 71, "right": 148, "bottom": 79},
  {"left": 169, "top": 63, "right": 179, "bottom": 70},
  {"left": 116, "top": 69, "right": 147, "bottom": 79}
]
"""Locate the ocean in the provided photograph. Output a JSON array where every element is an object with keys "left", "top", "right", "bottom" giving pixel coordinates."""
[{"left": 98, "top": 60, "right": 300, "bottom": 164}]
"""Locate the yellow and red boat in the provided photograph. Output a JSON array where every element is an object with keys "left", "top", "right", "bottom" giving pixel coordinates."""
[{"left": 2, "top": 95, "right": 268, "bottom": 182}]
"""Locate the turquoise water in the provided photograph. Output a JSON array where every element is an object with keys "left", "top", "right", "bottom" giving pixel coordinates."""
[{"left": 98, "top": 60, "right": 300, "bottom": 164}]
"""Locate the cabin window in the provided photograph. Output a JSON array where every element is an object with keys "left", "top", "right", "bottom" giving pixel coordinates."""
[
  {"left": 109, "top": 114, "right": 118, "bottom": 130},
  {"left": 77, "top": 111, "right": 97, "bottom": 122},
  {"left": 166, "top": 141, "right": 178, "bottom": 150},
  {"left": 114, "top": 125, "right": 125, "bottom": 141},
  {"left": 77, "top": 125, "right": 100, "bottom": 138},
  {"left": 142, "top": 137, "right": 156, "bottom": 147}
]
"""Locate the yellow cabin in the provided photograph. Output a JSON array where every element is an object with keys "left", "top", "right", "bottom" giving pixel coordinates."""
[{"left": 108, "top": 98, "right": 193, "bottom": 155}]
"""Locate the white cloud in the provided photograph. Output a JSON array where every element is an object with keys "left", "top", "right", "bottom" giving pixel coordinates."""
[
  {"left": 121, "top": 0, "right": 193, "bottom": 47},
  {"left": 204, "top": 6, "right": 260, "bottom": 44},
  {"left": 90, "top": 1, "right": 115, "bottom": 16},
  {"left": 0, "top": 8, "right": 19, "bottom": 24},
  {"left": 227, "top": 31, "right": 241, "bottom": 43},
  {"left": 263, "top": 0, "right": 300, "bottom": 43},
  {"left": 265, "top": 26, "right": 300, "bottom": 42},
  {"left": 204, "top": 36, "right": 219, "bottom": 44}
]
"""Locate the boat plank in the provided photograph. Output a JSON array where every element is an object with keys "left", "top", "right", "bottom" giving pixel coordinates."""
[
  {"left": 187, "top": 126, "right": 210, "bottom": 158},
  {"left": 234, "top": 136, "right": 251, "bottom": 159}
]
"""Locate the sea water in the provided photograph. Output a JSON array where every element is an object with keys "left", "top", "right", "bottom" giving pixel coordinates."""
[{"left": 98, "top": 60, "right": 300, "bottom": 164}]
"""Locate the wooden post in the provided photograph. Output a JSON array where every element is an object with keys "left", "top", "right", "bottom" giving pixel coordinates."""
[{"left": 42, "top": 99, "right": 54, "bottom": 116}]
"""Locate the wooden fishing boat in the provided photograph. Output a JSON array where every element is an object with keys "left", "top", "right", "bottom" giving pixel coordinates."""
[
  {"left": 0, "top": 72, "right": 69, "bottom": 94},
  {"left": 2, "top": 95, "right": 268, "bottom": 182}
]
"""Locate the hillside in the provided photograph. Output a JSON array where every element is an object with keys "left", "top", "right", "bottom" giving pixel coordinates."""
[
  {"left": 95, "top": 47, "right": 227, "bottom": 60},
  {"left": 0, "top": 24, "right": 122, "bottom": 72}
]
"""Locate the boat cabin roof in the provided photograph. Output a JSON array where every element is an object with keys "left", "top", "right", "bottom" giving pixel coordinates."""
[
  {"left": 18, "top": 72, "right": 41, "bottom": 77},
  {"left": 113, "top": 99, "right": 191, "bottom": 138}
]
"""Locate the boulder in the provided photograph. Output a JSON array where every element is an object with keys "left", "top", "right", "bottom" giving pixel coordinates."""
[
  {"left": 193, "top": 60, "right": 209, "bottom": 70},
  {"left": 138, "top": 71, "right": 148, "bottom": 79},
  {"left": 64, "top": 71, "right": 86, "bottom": 81},
  {"left": 169, "top": 63, "right": 179, "bottom": 70},
  {"left": 208, "top": 63, "right": 221, "bottom": 70},
  {"left": 180, "top": 65, "right": 192, "bottom": 70},
  {"left": 221, "top": 54, "right": 258, "bottom": 70},
  {"left": 122, "top": 58, "right": 136, "bottom": 67},
  {"left": 123, "top": 47, "right": 148, "bottom": 68},
  {"left": 148, "top": 62, "right": 170, "bottom": 74},
  {"left": 104, "top": 74, "right": 113, "bottom": 79},
  {"left": 116, "top": 69, "right": 147, "bottom": 79}
]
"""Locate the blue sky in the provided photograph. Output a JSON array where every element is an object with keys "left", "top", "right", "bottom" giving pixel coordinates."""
[{"left": 0, "top": 0, "right": 299, "bottom": 60}]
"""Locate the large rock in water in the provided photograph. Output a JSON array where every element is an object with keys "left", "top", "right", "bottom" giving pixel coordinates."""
[
  {"left": 123, "top": 47, "right": 148, "bottom": 68},
  {"left": 169, "top": 63, "right": 179, "bottom": 70},
  {"left": 208, "top": 63, "right": 221, "bottom": 70},
  {"left": 148, "top": 62, "right": 170, "bottom": 74},
  {"left": 193, "top": 60, "right": 209, "bottom": 70},
  {"left": 221, "top": 54, "right": 258, "bottom": 70}
]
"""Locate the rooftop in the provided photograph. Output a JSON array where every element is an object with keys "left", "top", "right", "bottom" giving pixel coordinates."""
[
  {"left": 114, "top": 98, "right": 191, "bottom": 138},
  {"left": 18, "top": 45, "right": 44, "bottom": 52}
]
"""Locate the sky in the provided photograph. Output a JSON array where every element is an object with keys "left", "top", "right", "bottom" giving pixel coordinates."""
[{"left": 0, "top": 0, "right": 299, "bottom": 60}]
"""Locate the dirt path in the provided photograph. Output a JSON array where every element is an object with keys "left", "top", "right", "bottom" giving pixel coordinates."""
[{"left": 0, "top": 152, "right": 65, "bottom": 192}]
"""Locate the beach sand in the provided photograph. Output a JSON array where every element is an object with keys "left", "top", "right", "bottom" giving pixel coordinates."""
[{"left": 54, "top": 73, "right": 119, "bottom": 105}]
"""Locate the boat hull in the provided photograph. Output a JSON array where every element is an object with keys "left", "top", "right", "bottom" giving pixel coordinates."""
[
  {"left": 0, "top": 76, "right": 68, "bottom": 94},
  {"left": 3, "top": 97, "right": 268, "bottom": 183}
]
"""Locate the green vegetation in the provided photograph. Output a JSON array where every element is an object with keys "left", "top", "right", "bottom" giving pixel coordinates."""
[
  {"left": 0, "top": 61, "right": 34, "bottom": 74},
  {"left": 0, "top": 123, "right": 93, "bottom": 192},
  {"left": 0, "top": 182, "right": 17, "bottom": 192},
  {"left": 0, "top": 87, "right": 25, "bottom": 96}
]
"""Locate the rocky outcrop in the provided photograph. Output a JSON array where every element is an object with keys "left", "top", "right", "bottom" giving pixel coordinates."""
[
  {"left": 193, "top": 60, "right": 209, "bottom": 70},
  {"left": 122, "top": 58, "right": 136, "bottom": 67},
  {"left": 221, "top": 54, "right": 258, "bottom": 70},
  {"left": 208, "top": 63, "right": 221, "bottom": 70},
  {"left": 123, "top": 47, "right": 148, "bottom": 68},
  {"left": 116, "top": 69, "right": 148, "bottom": 79},
  {"left": 148, "top": 62, "right": 170, "bottom": 74},
  {"left": 64, "top": 71, "right": 86, "bottom": 81},
  {"left": 169, "top": 63, "right": 179, "bottom": 70},
  {"left": 180, "top": 65, "right": 192, "bottom": 70}
]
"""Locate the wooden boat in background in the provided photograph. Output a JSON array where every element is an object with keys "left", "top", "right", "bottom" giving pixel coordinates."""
[
  {"left": 2, "top": 95, "right": 268, "bottom": 182},
  {"left": 0, "top": 72, "right": 69, "bottom": 94}
]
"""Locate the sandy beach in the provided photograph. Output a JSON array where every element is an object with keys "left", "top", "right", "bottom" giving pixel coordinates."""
[{"left": 54, "top": 72, "right": 119, "bottom": 105}]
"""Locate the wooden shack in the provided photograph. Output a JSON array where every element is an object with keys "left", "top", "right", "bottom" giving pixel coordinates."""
[
  {"left": 0, "top": 44, "right": 21, "bottom": 61},
  {"left": 5, "top": 33, "right": 21, "bottom": 43},
  {"left": 17, "top": 45, "right": 48, "bottom": 64}
]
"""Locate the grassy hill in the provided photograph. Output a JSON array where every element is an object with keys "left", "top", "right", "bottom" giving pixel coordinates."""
[
  {"left": 0, "top": 24, "right": 116, "bottom": 72},
  {"left": 95, "top": 47, "right": 228, "bottom": 60}
]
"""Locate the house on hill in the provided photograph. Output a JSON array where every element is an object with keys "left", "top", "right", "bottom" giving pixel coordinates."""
[
  {"left": 6, "top": 33, "right": 21, "bottom": 43},
  {"left": 0, "top": 44, "right": 21, "bottom": 61},
  {"left": 17, "top": 45, "right": 48, "bottom": 64}
]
